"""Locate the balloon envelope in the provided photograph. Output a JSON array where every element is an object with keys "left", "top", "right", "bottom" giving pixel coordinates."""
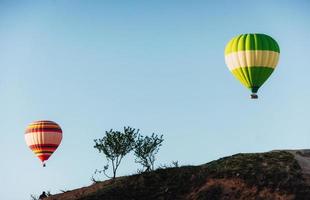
[
  {"left": 224, "top": 33, "right": 280, "bottom": 98},
  {"left": 25, "top": 120, "right": 62, "bottom": 165}
]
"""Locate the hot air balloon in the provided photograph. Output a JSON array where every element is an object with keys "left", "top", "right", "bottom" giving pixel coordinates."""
[
  {"left": 25, "top": 120, "right": 62, "bottom": 167},
  {"left": 224, "top": 33, "right": 280, "bottom": 99}
]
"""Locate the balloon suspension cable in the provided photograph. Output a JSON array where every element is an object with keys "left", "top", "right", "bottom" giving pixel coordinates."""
[{"left": 250, "top": 93, "right": 258, "bottom": 99}]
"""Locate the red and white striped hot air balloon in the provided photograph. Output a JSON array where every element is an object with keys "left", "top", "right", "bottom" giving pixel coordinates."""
[{"left": 25, "top": 120, "right": 62, "bottom": 167}]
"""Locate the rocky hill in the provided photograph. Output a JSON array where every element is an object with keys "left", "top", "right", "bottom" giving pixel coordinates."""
[{"left": 46, "top": 150, "right": 310, "bottom": 200}]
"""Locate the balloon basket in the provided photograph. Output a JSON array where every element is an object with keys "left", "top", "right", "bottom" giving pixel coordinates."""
[{"left": 250, "top": 94, "right": 258, "bottom": 99}]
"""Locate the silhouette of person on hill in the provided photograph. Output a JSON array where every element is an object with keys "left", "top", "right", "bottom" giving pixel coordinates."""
[{"left": 39, "top": 191, "right": 47, "bottom": 199}]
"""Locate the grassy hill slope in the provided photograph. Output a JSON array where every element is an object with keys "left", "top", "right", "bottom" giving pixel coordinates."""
[{"left": 47, "top": 151, "right": 310, "bottom": 200}]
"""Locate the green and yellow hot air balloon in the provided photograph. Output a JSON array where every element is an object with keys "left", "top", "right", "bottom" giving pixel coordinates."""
[{"left": 224, "top": 33, "right": 280, "bottom": 99}]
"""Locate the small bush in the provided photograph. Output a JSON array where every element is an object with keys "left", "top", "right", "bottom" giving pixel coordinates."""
[{"left": 134, "top": 133, "right": 164, "bottom": 172}]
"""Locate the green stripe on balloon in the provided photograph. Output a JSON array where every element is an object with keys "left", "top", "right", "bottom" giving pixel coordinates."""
[
  {"left": 225, "top": 34, "right": 280, "bottom": 55},
  {"left": 231, "top": 67, "right": 274, "bottom": 93}
]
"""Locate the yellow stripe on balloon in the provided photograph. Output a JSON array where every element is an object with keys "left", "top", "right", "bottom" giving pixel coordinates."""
[{"left": 225, "top": 50, "right": 279, "bottom": 71}]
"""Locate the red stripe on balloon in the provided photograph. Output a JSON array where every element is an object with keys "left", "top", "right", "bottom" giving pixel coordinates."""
[
  {"left": 25, "top": 128, "right": 62, "bottom": 134},
  {"left": 37, "top": 154, "right": 51, "bottom": 162},
  {"left": 29, "top": 144, "right": 59, "bottom": 149}
]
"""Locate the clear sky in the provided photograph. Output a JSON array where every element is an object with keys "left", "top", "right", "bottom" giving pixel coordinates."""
[{"left": 0, "top": 0, "right": 309, "bottom": 199}]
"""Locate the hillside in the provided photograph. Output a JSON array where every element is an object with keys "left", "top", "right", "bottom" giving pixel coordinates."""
[{"left": 46, "top": 150, "right": 310, "bottom": 200}]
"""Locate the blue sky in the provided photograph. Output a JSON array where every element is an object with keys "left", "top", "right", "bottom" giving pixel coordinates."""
[{"left": 0, "top": 0, "right": 309, "bottom": 199}]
